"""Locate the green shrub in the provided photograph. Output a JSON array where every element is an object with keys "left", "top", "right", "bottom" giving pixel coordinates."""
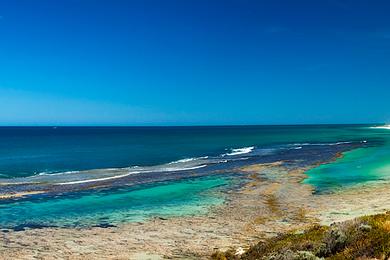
[{"left": 212, "top": 212, "right": 390, "bottom": 260}]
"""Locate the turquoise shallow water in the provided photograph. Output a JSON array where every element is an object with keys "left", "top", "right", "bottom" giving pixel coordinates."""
[
  {"left": 304, "top": 127, "right": 390, "bottom": 192},
  {"left": 0, "top": 125, "right": 390, "bottom": 229},
  {"left": 0, "top": 176, "right": 229, "bottom": 229}
]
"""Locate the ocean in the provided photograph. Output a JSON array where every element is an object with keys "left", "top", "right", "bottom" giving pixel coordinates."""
[{"left": 0, "top": 125, "right": 389, "bottom": 229}]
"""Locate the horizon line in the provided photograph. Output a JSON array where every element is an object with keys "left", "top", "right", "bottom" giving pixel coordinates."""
[{"left": 0, "top": 123, "right": 383, "bottom": 128}]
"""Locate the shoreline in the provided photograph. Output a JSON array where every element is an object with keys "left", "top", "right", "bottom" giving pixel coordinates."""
[{"left": 1, "top": 157, "right": 389, "bottom": 259}]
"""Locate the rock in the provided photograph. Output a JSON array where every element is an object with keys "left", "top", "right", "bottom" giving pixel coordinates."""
[
  {"left": 359, "top": 224, "right": 372, "bottom": 232},
  {"left": 293, "top": 251, "right": 323, "bottom": 260},
  {"left": 235, "top": 247, "right": 245, "bottom": 255}
]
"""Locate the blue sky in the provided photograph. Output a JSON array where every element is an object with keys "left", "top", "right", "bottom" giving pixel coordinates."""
[{"left": 0, "top": 0, "right": 389, "bottom": 125}]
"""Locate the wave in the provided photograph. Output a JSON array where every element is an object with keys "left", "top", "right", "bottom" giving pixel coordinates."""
[
  {"left": 1, "top": 139, "right": 363, "bottom": 188},
  {"left": 145, "top": 164, "right": 208, "bottom": 173},
  {"left": 291, "top": 141, "right": 354, "bottom": 147},
  {"left": 370, "top": 125, "right": 390, "bottom": 130},
  {"left": 54, "top": 164, "right": 209, "bottom": 185},
  {"left": 0, "top": 155, "right": 216, "bottom": 186},
  {"left": 0, "top": 141, "right": 362, "bottom": 187},
  {"left": 328, "top": 141, "right": 354, "bottom": 146},
  {"left": 168, "top": 156, "right": 209, "bottom": 164},
  {"left": 37, "top": 170, "right": 80, "bottom": 176},
  {"left": 56, "top": 172, "right": 136, "bottom": 185},
  {"left": 0, "top": 145, "right": 285, "bottom": 187},
  {"left": 224, "top": 146, "right": 255, "bottom": 156}
]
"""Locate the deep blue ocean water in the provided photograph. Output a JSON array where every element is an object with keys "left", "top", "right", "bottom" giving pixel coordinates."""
[
  {"left": 0, "top": 125, "right": 378, "bottom": 178},
  {"left": 0, "top": 125, "right": 389, "bottom": 229}
]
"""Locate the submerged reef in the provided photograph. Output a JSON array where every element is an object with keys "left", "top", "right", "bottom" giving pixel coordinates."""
[{"left": 212, "top": 211, "right": 390, "bottom": 260}]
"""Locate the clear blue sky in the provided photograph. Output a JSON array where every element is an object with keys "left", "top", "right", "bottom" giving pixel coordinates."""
[{"left": 0, "top": 0, "right": 389, "bottom": 125}]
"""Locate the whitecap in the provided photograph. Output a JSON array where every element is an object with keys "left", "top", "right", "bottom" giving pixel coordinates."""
[
  {"left": 167, "top": 156, "right": 209, "bottom": 164},
  {"left": 291, "top": 141, "right": 353, "bottom": 147},
  {"left": 370, "top": 125, "right": 390, "bottom": 130},
  {"left": 55, "top": 172, "right": 135, "bottom": 185},
  {"left": 224, "top": 146, "right": 255, "bottom": 156},
  {"left": 1, "top": 159, "right": 211, "bottom": 186},
  {"left": 328, "top": 141, "right": 353, "bottom": 146},
  {"left": 37, "top": 170, "right": 80, "bottom": 176}
]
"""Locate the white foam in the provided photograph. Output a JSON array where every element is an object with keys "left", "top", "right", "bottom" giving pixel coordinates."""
[
  {"left": 225, "top": 146, "right": 255, "bottom": 156},
  {"left": 37, "top": 170, "right": 79, "bottom": 176},
  {"left": 371, "top": 125, "right": 390, "bottom": 130},
  {"left": 156, "top": 164, "right": 208, "bottom": 172},
  {"left": 292, "top": 141, "right": 353, "bottom": 147},
  {"left": 173, "top": 158, "right": 196, "bottom": 163},
  {"left": 55, "top": 172, "right": 135, "bottom": 185},
  {"left": 168, "top": 156, "right": 209, "bottom": 164},
  {"left": 1, "top": 148, "right": 246, "bottom": 186},
  {"left": 292, "top": 143, "right": 311, "bottom": 146},
  {"left": 329, "top": 141, "right": 353, "bottom": 146},
  {"left": 176, "top": 164, "right": 207, "bottom": 170},
  {"left": 54, "top": 164, "right": 208, "bottom": 185}
]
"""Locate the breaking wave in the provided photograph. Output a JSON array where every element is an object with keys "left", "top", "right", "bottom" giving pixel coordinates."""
[{"left": 224, "top": 146, "right": 255, "bottom": 156}]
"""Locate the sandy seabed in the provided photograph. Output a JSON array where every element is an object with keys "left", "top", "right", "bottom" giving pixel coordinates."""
[{"left": 0, "top": 162, "right": 389, "bottom": 260}]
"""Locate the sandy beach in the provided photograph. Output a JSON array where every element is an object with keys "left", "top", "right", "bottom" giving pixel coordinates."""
[{"left": 1, "top": 160, "right": 389, "bottom": 260}]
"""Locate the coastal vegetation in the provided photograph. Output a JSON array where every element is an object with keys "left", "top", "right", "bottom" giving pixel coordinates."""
[{"left": 212, "top": 211, "right": 390, "bottom": 260}]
